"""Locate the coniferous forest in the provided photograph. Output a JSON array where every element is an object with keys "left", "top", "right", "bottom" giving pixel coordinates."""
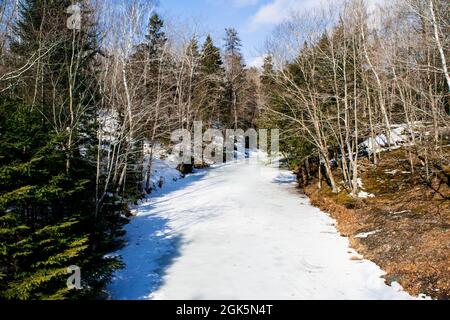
[{"left": 0, "top": 0, "right": 448, "bottom": 301}]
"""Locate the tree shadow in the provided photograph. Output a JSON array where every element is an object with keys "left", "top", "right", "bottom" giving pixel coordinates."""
[
  {"left": 108, "top": 168, "right": 218, "bottom": 300},
  {"left": 107, "top": 213, "right": 185, "bottom": 300},
  {"left": 271, "top": 172, "right": 297, "bottom": 185}
]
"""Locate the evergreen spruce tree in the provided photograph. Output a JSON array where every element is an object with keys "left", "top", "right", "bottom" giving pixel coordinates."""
[
  {"left": 200, "top": 35, "right": 223, "bottom": 75},
  {"left": 0, "top": 0, "right": 126, "bottom": 299},
  {"left": 145, "top": 13, "right": 167, "bottom": 59},
  {"left": 260, "top": 55, "right": 275, "bottom": 98},
  {"left": 187, "top": 35, "right": 201, "bottom": 122},
  {"left": 142, "top": 13, "right": 170, "bottom": 95},
  {"left": 127, "top": 13, "right": 172, "bottom": 195},
  {"left": 241, "top": 68, "right": 259, "bottom": 129},
  {"left": 198, "top": 35, "right": 226, "bottom": 126},
  {"left": 223, "top": 28, "right": 246, "bottom": 129},
  {"left": 141, "top": 12, "right": 171, "bottom": 117},
  {"left": 0, "top": 97, "right": 90, "bottom": 299},
  {"left": 223, "top": 28, "right": 242, "bottom": 58}
]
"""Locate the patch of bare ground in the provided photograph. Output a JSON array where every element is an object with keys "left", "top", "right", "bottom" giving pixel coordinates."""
[{"left": 303, "top": 148, "right": 450, "bottom": 299}]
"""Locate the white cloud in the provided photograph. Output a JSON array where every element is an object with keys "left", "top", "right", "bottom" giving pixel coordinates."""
[
  {"left": 249, "top": 0, "right": 323, "bottom": 28},
  {"left": 248, "top": 55, "right": 266, "bottom": 69},
  {"left": 248, "top": 0, "right": 386, "bottom": 30}
]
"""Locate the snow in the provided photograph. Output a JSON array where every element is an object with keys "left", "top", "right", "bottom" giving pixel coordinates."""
[
  {"left": 147, "top": 158, "right": 182, "bottom": 189},
  {"left": 358, "top": 191, "right": 375, "bottom": 198},
  {"left": 360, "top": 124, "right": 410, "bottom": 155},
  {"left": 98, "top": 110, "right": 121, "bottom": 145},
  {"left": 355, "top": 230, "right": 380, "bottom": 238},
  {"left": 142, "top": 143, "right": 183, "bottom": 192},
  {"left": 357, "top": 178, "right": 364, "bottom": 189},
  {"left": 108, "top": 156, "right": 424, "bottom": 300},
  {"left": 385, "top": 169, "right": 399, "bottom": 175},
  {"left": 356, "top": 178, "right": 375, "bottom": 199}
]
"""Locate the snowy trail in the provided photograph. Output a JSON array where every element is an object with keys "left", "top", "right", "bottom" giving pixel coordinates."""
[{"left": 108, "top": 159, "right": 414, "bottom": 300}]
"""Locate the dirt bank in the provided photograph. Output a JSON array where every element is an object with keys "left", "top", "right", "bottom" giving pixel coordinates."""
[{"left": 303, "top": 150, "right": 450, "bottom": 299}]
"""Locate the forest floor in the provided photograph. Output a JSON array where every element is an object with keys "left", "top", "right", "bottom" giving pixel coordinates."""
[
  {"left": 304, "top": 148, "right": 450, "bottom": 299},
  {"left": 108, "top": 155, "right": 428, "bottom": 300}
]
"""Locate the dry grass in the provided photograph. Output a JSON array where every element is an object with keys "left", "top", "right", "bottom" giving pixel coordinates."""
[{"left": 304, "top": 149, "right": 450, "bottom": 299}]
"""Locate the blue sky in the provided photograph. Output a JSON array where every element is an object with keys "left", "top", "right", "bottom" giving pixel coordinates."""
[
  {"left": 159, "top": 0, "right": 275, "bottom": 67},
  {"left": 158, "top": 0, "right": 293, "bottom": 68},
  {"left": 158, "top": 0, "right": 383, "bottom": 67}
]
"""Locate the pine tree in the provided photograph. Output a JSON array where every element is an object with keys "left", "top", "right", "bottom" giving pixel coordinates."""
[
  {"left": 145, "top": 13, "right": 167, "bottom": 59},
  {"left": 0, "top": 97, "right": 90, "bottom": 299},
  {"left": 223, "top": 28, "right": 242, "bottom": 57},
  {"left": 200, "top": 35, "right": 223, "bottom": 75},
  {"left": 141, "top": 13, "right": 170, "bottom": 93},
  {"left": 139, "top": 12, "right": 171, "bottom": 113},
  {"left": 127, "top": 13, "right": 173, "bottom": 194},
  {"left": 260, "top": 55, "right": 275, "bottom": 97},
  {"left": 258, "top": 55, "right": 274, "bottom": 115},
  {"left": 241, "top": 68, "right": 260, "bottom": 129},
  {"left": 198, "top": 35, "right": 226, "bottom": 126},
  {"left": 186, "top": 35, "right": 201, "bottom": 123},
  {"left": 223, "top": 28, "right": 246, "bottom": 129},
  {"left": 0, "top": 0, "right": 127, "bottom": 299}
]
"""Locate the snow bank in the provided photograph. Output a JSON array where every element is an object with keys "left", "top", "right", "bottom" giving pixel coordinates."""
[
  {"left": 142, "top": 143, "right": 183, "bottom": 192},
  {"left": 360, "top": 124, "right": 410, "bottom": 155}
]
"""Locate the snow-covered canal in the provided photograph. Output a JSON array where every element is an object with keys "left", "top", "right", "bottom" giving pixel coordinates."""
[{"left": 108, "top": 159, "right": 414, "bottom": 300}]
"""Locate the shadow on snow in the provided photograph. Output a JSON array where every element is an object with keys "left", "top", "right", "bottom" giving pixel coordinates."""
[{"left": 108, "top": 168, "right": 212, "bottom": 300}]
